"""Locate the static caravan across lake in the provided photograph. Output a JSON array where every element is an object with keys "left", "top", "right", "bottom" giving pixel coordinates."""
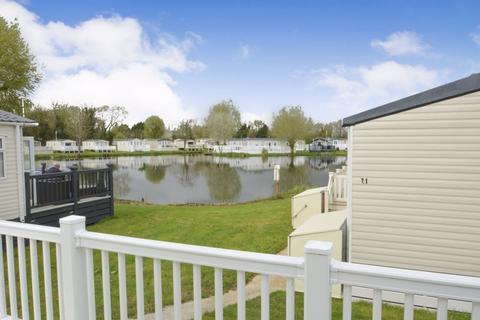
[
  {"left": 81, "top": 139, "right": 115, "bottom": 152},
  {"left": 46, "top": 139, "right": 79, "bottom": 153},
  {"left": 145, "top": 139, "right": 177, "bottom": 151},
  {"left": 343, "top": 73, "right": 480, "bottom": 279},
  {"left": 216, "top": 138, "right": 306, "bottom": 154},
  {"left": 114, "top": 139, "right": 150, "bottom": 152},
  {"left": 0, "top": 110, "right": 37, "bottom": 221}
]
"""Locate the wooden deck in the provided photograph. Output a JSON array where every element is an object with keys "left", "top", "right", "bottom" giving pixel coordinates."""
[{"left": 24, "top": 167, "right": 114, "bottom": 226}]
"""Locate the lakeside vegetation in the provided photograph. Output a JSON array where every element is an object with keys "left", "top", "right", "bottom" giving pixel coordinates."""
[
  {"left": 35, "top": 149, "right": 347, "bottom": 161},
  {"left": 213, "top": 150, "right": 347, "bottom": 158}
]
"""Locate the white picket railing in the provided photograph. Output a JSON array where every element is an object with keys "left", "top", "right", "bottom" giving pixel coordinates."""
[
  {"left": 0, "top": 216, "right": 479, "bottom": 320},
  {"left": 330, "top": 171, "right": 347, "bottom": 204}
]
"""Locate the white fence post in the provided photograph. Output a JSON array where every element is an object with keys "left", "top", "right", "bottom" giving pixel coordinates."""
[
  {"left": 60, "top": 215, "right": 89, "bottom": 320},
  {"left": 304, "top": 241, "right": 332, "bottom": 320}
]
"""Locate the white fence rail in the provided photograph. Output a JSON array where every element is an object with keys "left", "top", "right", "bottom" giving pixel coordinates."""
[
  {"left": 329, "top": 170, "right": 347, "bottom": 204},
  {"left": 0, "top": 216, "right": 479, "bottom": 319}
]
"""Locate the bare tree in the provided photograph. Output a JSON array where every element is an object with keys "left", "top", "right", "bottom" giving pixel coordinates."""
[
  {"left": 65, "top": 106, "right": 92, "bottom": 151},
  {"left": 176, "top": 119, "right": 195, "bottom": 149},
  {"left": 97, "top": 105, "right": 127, "bottom": 137}
]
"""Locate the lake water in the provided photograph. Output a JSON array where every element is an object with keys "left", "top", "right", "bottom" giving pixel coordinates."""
[{"left": 36, "top": 155, "right": 346, "bottom": 204}]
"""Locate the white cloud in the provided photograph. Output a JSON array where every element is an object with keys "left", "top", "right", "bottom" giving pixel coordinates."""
[
  {"left": 471, "top": 32, "right": 480, "bottom": 45},
  {"left": 371, "top": 31, "right": 428, "bottom": 56},
  {"left": 0, "top": 0, "right": 204, "bottom": 125},
  {"left": 238, "top": 44, "right": 253, "bottom": 59},
  {"left": 312, "top": 61, "right": 444, "bottom": 116},
  {"left": 241, "top": 111, "right": 271, "bottom": 124}
]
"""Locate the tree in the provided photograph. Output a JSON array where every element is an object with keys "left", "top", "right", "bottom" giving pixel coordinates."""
[
  {"left": 255, "top": 123, "right": 269, "bottom": 138},
  {"left": 205, "top": 100, "right": 241, "bottom": 146},
  {"left": 97, "top": 105, "right": 127, "bottom": 137},
  {"left": 251, "top": 120, "right": 269, "bottom": 138},
  {"left": 176, "top": 119, "right": 195, "bottom": 149},
  {"left": 271, "top": 106, "right": 314, "bottom": 158},
  {"left": 308, "top": 120, "right": 347, "bottom": 142},
  {"left": 192, "top": 123, "right": 208, "bottom": 139},
  {"left": 0, "top": 18, "right": 41, "bottom": 114},
  {"left": 144, "top": 116, "right": 165, "bottom": 139},
  {"left": 65, "top": 106, "right": 94, "bottom": 150},
  {"left": 130, "top": 122, "right": 145, "bottom": 138},
  {"left": 50, "top": 103, "right": 71, "bottom": 139},
  {"left": 111, "top": 124, "right": 130, "bottom": 139},
  {"left": 234, "top": 123, "right": 250, "bottom": 138},
  {"left": 23, "top": 105, "right": 57, "bottom": 143}
]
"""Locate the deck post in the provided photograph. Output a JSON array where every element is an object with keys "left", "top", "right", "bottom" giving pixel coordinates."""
[
  {"left": 59, "top": 215, "right": 88, "bottom": 320},
  {"left": 106, "top": 164, "right": 114, "bottom": 216},
  {"left": 70, "top": 166, "right": 79, "bottom": 214},
  {"left": 304, "top": 241, "right": 332, "bottom": 320},
  {"left": 24, "top": 172, "right": 31, "bottom": 222}
]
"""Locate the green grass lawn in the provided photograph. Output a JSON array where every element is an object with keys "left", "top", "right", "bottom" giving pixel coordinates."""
[
  {"left": 87, "top": 197, "right": 293, "bottom": 318},
  {"left": 203, "top": 291, "right": 470, "bottom": 320}
]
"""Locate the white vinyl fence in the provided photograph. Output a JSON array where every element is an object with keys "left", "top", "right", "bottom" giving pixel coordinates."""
[{"left": 0, "top": 216, "right": 479, "bottom": 320}]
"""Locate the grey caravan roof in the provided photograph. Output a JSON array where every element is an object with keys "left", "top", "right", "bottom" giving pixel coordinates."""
[
  {"left": 343, "top": 73, "right": 480, "bottom": 127},
  {"left": 0, "top": 109, "right": 36, "bottom": 124}
]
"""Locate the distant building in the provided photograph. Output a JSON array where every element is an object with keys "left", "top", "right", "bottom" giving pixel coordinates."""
[
  {"left": 331, "top": 139, "right": 347, "bottom": 151},
  {"left": 309, "top": 138, "right": 347, "bottom": 151},
  {"left": 145, "top": 139, "right": 177, "bottom": 151},
  {"left": 46, "top": 139, "right": 79, "bottom": 153},
  {"left": 196, "top": 139, "right": 217, "bottom": 151},
  {"left": 33, "top": 140, "right": 52, "bottom": 155},
  {"left": 214, "top": 138, "right": 306, "bottom": 154},
  {"left": 81, "top": 140, "right": 115, "bottom": 152},
  {"left": 174, "top": 139, "right": 199, "bottom": 150},
  {"left": 113, "top": 139, "right": 150, "bottom": 152}
]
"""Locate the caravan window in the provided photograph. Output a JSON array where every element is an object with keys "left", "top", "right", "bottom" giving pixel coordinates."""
[{"left": 0, "top": 138, "right": 5, "bottom": 178}]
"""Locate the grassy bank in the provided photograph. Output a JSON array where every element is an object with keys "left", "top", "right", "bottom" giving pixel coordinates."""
[
  {"left": 35, "top": 149, "right": 346, "bottom": 161},
  {"left": 35, "top": 150, "right": 203, "bottom": 161},
  {"left": 86, "top": 196, "right": 293, "bottom": 318},
  {"left": 195, "top": 150, "right": 346, "bottom": 158},
  {"left": 203, "top": 291, "right": 469, "bottom": 320}
]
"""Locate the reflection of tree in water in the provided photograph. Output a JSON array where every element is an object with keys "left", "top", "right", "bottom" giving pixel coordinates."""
[
  {"left": 142, "top": 164, "right": 166, "bottom": 183},
  {"left": 306, "top": 156, "right": 347, "bottom": 171},
  {"left": 113, "top": 171, "right": 131, "bottom": 198},
  {"left": 174, "top": 156, "right": 202, "bottom": 187},
  {"left": 205, "top": 163, "right": 241, "bottom": 202},
  {"left": 279, "top": 165, "right": 309, "bottom": 193}
]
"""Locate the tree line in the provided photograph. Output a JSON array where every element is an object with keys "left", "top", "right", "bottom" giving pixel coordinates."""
[{"left": 0, "top": 16, "right": 347, "bottom": 156}]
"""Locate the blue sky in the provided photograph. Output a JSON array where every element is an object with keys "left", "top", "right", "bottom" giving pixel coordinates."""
[{"left": 2, "top": 0, "right": 480, "bottom": 125}]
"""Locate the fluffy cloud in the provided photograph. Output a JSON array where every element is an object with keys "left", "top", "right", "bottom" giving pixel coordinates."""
[
  {"left": 471, "top": 32, "right": 480, "bottom": 46},
  {"left": 241, "top": 111, "right": 271, "bottom": 124},
  {"left": 371, "top": 31, "right": 428, "bottom": 56},
  {"left": 0, "top": 0, "right": 204, "bottom": 125},
  {"left": 312, "top": 61, "right": 444, "bottom": 116},
  {"left": 238, "top": 44, "right": 253, "bottom": 59}
]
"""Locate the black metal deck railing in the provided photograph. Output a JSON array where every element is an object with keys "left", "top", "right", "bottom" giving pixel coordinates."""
[{"left": 24, "top": 166, "right": 114, "bottom": 226}]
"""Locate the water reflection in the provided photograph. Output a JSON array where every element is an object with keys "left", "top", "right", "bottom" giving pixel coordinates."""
[
  {"left": 279, "top": 165, "right": 308, "bottom": 193},
  {"left": 114, "top": 170, "right": 131, "bottom": 198},
  {"left": 37, "top": 155, "right": 346, "bottom": 204},
  {"left": 173, "top": 156, "right": 201, "bottom": 187},
  {"left": 204, "top": 162, "right": 241, "bottom": 202},
  {"left": 141, "top": 164, "right": 167, "bottom": 183}
]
